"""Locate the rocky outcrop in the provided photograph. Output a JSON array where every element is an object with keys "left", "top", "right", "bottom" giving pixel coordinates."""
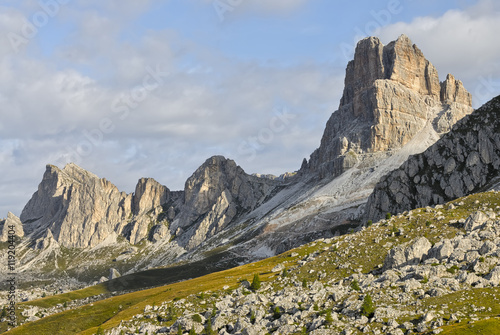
[
  {"left": 173, "top": 156, "right": 279, "bottom": 250},
  {"left": 0, "top": 212, "right": 24, "bottom": 242},
  {"left": 366, "top": 95, "right": 500, "bottom": 221},
  {"left": 20, "top": 163, "right": 173, "bottom": 248},
  {"left": 302, "top": 35, "right": 472, "bottom": 178}
]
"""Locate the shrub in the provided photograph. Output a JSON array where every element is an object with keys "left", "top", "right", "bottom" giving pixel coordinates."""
[
  {"left": 282, "top": 268, "right": 288, "bottom": 277},
  {"left": 446, "top": 265, "right": 460, "bottom": 274},
  {"left": 273, "top": 306, "right": 282, "bottom": 320},
  {"left": 302, "top": 278, "right": 308, "bottom": 288},
  {"left": 250, "top": 310, "right": 256, "bottom": 324},
  {"left": 386, "top": 213, "right": 392, "bottom": 220},
  {"left": 325, "top": 310, "right": 333, "bottom": 325},
  {"left": 361, "top": 294, "right": 375, "bottom": 318},
  {"left": 211, "top": 303, "right": 217, "bottom": 318},
  {"left": 421, "top": 276, "right": 429, "bottom": 284},
  {"left": 250, "top": 274, "right": 261, "bottom": 291},
  {"left": 391, "top": 224, "right": 398, "bottom": 234},
  {"left": 366, "top": 220, "right": 373, "bottom": 227},
  {"left": 206, "top": 318, "right": 215, "bottom": 335},
  {"left": 177, "top": 325, "right": 183, "bottom": 335},
  {"left": 189, "top": 325, "right": 196, "bottom": 335},
  {"left": 351, "top": 279, "right": 361, "bottom": 292},
  {"left": 192, "top": 314, "right": 202, "bottom": 323}
]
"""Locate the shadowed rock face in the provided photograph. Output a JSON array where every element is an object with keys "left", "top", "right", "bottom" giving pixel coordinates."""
[
  {"left": 303, "top": 35, "right": 472, "bottom": 179},
  {"left": 366, "top": 95, "right": 500, "bottom": 221}
]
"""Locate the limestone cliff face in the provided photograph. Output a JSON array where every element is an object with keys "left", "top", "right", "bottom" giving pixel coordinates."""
[
  {"left": 173, "top": 156, "right": 279, "bottom": 250},
  {"left": 20, "top": 164, "right": 172, "bottom": 248},
  {"left": 366, "top": 96, "right": 500, "bottom": 221},
  {"left": 303, "top": 35, "right": 472, "bottom": 178}
]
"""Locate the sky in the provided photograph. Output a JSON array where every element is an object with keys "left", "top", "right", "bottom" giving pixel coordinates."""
[{"left": 1, "top": 0, "right": 500, "bottom": 216}]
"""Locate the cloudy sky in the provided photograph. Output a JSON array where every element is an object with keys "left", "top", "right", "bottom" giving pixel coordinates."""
[{"left": 1, "top": 0, "right": 499, "bottom": 216}]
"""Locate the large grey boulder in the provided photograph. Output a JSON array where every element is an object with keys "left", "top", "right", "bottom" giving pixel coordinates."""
[{"left": 383, "top": 237, "right": 432, "bottom": 270}]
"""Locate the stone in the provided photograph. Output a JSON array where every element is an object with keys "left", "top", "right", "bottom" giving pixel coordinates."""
[
  {"left": 428, "top": 239, "right": 454, "bottom": 260},
  {"left": 486, "top": 265, "right": 500, "bottom": 285},
  {"left": 383, "top": 237, "right": 432, "bottom": 270},
  {"left": 422, "top": 311, "right": 435, "bottom": 323},
  {"left": 133, "top": 178, "right": 169, "bottom": 215},
  {"left": 440, "top": 74, "right": 472, "bottom": 107},
  {"left": 479, "top": 241, "right": 497, "bottom": 255},
  {"left": 173, "top": 156, "right": 279, "bottom": 250},
  {"left": 109, "top": 268, "right": 121, "bottom": 280},
  {"left": 465, "top": 211, "right": 489, "bottom": 231}
]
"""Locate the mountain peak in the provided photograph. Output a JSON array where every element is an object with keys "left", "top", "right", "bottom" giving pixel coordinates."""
[{"left": 303, "top": 35, "right": 473, "bottom": 179}]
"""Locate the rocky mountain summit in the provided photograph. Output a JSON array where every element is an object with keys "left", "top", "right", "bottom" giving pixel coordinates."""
[{"left": 366, "top": 95, "right": 500, "bottom": 221}]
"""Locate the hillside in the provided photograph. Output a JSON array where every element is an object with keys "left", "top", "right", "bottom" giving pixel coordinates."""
[{"left": 3, "top": 190, "right": 500, "bottom": 335}]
